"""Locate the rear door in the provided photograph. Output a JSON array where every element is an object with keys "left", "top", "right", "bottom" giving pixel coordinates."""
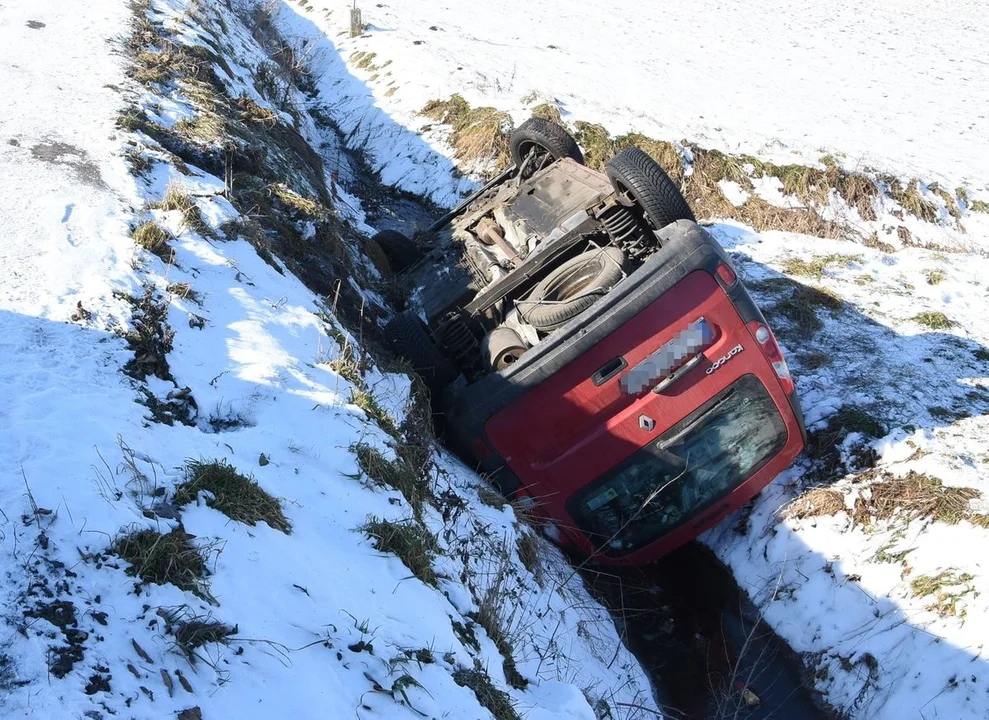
[{"left": 484, "top": 269, "right": 781, "bottom": 507}]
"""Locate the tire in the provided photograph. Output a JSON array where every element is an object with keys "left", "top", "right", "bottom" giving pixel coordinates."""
[
  {"left": 509, "top": 117, "right": 584, "bottom": 167},
  {"left": 606, "top": 147, "right": 695, "bottom": 231},
  {"left": 372, "top": 230, "right": 420, "bottom": 273},
  {"left": 384, "top": 310, "right": 458, "bottom": 396},
  {"left": 522, "top": 247, "right": 626, "bottom": 331}
]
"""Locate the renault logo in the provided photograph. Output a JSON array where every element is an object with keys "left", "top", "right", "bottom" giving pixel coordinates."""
[{"left": 639, "top": 415, "right": 656, "bottom": 432}]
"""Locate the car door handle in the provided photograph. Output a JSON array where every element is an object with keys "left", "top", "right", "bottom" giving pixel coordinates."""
[{"left": 591, "top": 356, "right": 627, "bottom": 386}]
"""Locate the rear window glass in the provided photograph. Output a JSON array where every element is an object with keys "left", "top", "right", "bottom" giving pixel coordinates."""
[{"left": 569, "top": 375, "right": 786, "bottom": 556}]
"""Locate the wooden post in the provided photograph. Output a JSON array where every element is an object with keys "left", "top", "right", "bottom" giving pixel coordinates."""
[{"left": 350, "top": 5, "right": 362, "bottom": 37}]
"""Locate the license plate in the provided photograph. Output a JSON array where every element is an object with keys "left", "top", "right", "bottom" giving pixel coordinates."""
[{"left": 620, "top": 319, "right": 714, "bottom": 394}]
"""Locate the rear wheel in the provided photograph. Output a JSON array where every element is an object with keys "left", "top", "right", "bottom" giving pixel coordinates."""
[
  {"left": 372, "top": 229, "right": 420, "bottom": 273},
  {"left": 383, "top": 310, "right": 458, "bottom": 399},
  {"left": 606, "top": 147, "right": 695, "bottom": 231},
  {"left": 509, "top": 118, "right": 584, "bottom": 176},
  {"left": 520, "top": 247, "right": 626, "bottom": 331}
]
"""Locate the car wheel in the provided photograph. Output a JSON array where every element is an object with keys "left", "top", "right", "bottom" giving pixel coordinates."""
[
  {"left": 372, "top": 230, "right": 420, "bottom": 273},
  {"left": 509, "top": 117, "right": 584, "bottom": 170},
  {"left": 606, "top": 147, "right": 695, "bottom": 231},
  {"left": 521, "top": 247, "right": 626, "bottom": 331},
  {"left": 383, "top": 310, "right": 458, "bottom": 398}
]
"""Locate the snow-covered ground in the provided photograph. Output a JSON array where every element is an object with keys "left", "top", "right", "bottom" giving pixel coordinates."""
[
  {"left": 297, "top": 0, "right": 989, "bottom": 201},
  {"left": 0, "top": 1, "right": 659, "bottom": 718},
  {"left": 276, "top": 1, "right": 989, "bottom": 717}
]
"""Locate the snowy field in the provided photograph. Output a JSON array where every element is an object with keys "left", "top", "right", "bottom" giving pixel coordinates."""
[
  {"left": 298, "top": 0, "right": 989, "bottom": 202},
  {"left": 0, "top": 1, "right": 659, "bottom": 718},
  {"left": 279, "top": 0, "right": 989, "bottom": 717}
]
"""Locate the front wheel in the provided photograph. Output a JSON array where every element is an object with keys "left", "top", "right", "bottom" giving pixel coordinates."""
[{"left": 606, "top": 147, "right": 694, "bottom": 231}]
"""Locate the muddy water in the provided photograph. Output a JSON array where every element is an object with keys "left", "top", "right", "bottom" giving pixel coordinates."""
[{"left": 324, "top": 121, "right": 829, "bottom": 720}]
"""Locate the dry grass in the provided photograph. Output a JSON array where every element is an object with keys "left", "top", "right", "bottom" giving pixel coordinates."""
[
  {"left": 925, "top": 269, "right": 946, "bottom": 286},
  {"left": 361, "top": 517, "right": 438, "bottom": 587},
  {"left": 929, "top": 183, "right": 962, "bottom": 220},
  {"left": 910, "top": 570, "right": 974, "bottom": 617},
  {"left": 153, "top": 185, "right": 214, "bottom": 237},
  {"left": 173, "top": 112, "right": 227, "bottom": 143},
  {"left": 529, "top": 102, "right": 562, "bottom": 124},
  {"left": 888, "top": 178, "right": 939, "bottom": 224},
  {"left": 353, "top": 443, "right": 431, "bottom": 515},
  {"left": 863, "top": 233, "right": 896, "bottom": 253},
  {"left": 111, "top": 528, "right": 212, "bottom": 599},
  {"left": 167, "top": 282, "right": 202, "bottom": 304},
  {"left": 158, "top": 605, "right": 237, "bottom": 662},
  {"left": 516, "top": 531, "right": 541, "bottom": 583},
  {"left": 781, "top": 253, "right": 862, "bottom": 278},
  {"left": 422, "top": 94, "right": 512, "bottom": 175},
  {"left": 468, "top": 561, "right": 527, "bottom": 690},
  {"left": 912, "top": 311, "right": 953, "bottom": 329},
  {"left": 132, "top": 221, "right": 174, "bottom": 263},
  {"left": 783, "top": 488, "right": 846, "bottom": 520},
  {"left": 749, "top": 277, "right": 842, "bottom": 339},
  {"left": 453, "top": 668, "right": 519, "bottom": 720},
  {"left": 853, "top": 472, "right": 979, "bottom": 527},
  {"left": 271, "top": 183, "right": 326, "bottom": 219},
  {"left": 174, "top": 459, "right": 291, "bottom": 533},
  {"left": 971, "top": 200, "right": 989, "bottom": 213},
  {"left": 236, "top": 95, "right": 278, "bottom": 126}
]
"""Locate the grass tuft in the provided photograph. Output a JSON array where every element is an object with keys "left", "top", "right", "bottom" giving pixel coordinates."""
[
  {"left": 111, "top": 528, "right": 211, "bottom": 599},
  {"left": 781, "top": 253, "right": 862, "bottom": 278},
  {"left": 888, "top": 178, "right": 939, "bottom": 224},
  {"left": 529, "top": 102, "right": 562, "bottom": 124},
  {"left": 153, "top": 185, "right": 214, "bottom": 237},
  {"left": 353, "top": 443, "right": 431, "bottom": 514},
  {"left": 174, "top": 459, "right": 290, "bottom": 533},
  {"left": 361, "top": 517, "right": 438, "bottom": 587},
  {"left": 132, "top": 221, "right": 175, "bottom": 263},
  {"left": 422, "top": 94, "right": 512, "bottom": 176},
  {"left": 158, "top": 606, "right": 237, "bottom": 662},
  {"left": 925, "top": 269, "right": 946, "bottom": 286},
  {"left": 912, "top": 311, "right": 953, "bottom": 329},
  {"left": 453, "top": 668, "right": 519, "bottom": 720}
]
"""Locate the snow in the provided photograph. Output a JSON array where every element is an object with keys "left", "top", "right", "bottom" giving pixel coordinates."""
[
  {"left": 0, "top": 1, "right": 658, "bottom": 718},
  {"left": 299, "top": 0, "right": 989, "bottom": 199},
  {"left": 275, "top": 1, "right": 989, "bottom": 717}
]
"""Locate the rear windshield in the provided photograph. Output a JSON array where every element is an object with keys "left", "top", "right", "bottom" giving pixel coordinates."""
[{"left": 569, "top": 374, "right": 786, "bottom": 556}]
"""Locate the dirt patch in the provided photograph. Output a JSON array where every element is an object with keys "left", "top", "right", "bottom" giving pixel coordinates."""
[
  {"left": 30, "top": 140, "right": 104, "bottom": 187},
  {"left": 24, "top": 599, "right": 87, "bottom": 679}
]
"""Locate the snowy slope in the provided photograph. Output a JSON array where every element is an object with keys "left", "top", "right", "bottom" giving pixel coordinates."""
[
  {"left": 0, "top": 1, "right": 659, "bottom": 718},
  {"left": 274, "top": 1, "right": 989, "bottom": 717}
]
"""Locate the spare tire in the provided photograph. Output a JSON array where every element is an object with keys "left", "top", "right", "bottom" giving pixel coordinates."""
[
  {"left": 372, "top": 229, "right": 420, "bottom": 273},
  {"left": 509, "top": 117, "right": 584, "bottom": 168},
  {"left": 521, "top": 247, "right": 626, "bottom": 331},
  {"left": 384, "top": 311, "right": 458, "bottom": 398},
  {"left": 606, "top": 147, "right": 695, "bottom": 231}
]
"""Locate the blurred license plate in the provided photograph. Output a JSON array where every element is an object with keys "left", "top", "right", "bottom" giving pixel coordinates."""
[{"left": 620, "top": 319, "right": 714, "bottom": 394}]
